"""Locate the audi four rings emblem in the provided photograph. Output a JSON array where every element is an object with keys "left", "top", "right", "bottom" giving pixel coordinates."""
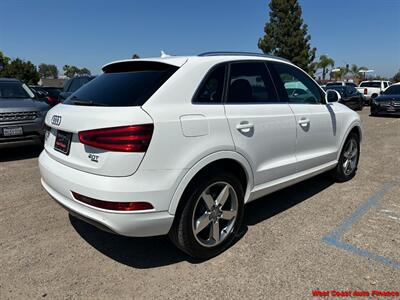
[{"left": 51, "top": 115, "right": 62, "bottom": 126}]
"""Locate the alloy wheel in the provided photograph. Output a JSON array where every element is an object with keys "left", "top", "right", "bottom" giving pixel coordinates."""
[{"left": 192, "top": 182, "right": 238, "bottom": 247}]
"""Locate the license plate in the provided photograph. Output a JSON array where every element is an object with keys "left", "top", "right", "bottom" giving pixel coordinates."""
[
  {"left": 3, "top": 127, "right": 23, "bottom": 137},
  {"left": 387, "top": 106, "right": 396, "bottom": 112},
  {"left": 54, "top": 130, "right": 72, "bottom": 155}
]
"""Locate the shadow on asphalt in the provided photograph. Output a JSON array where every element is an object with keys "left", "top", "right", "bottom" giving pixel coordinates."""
[
  {"left": 0, "top": 146, "right": 42, "bottom": 162},
  {"left": 70, "top": 174, "right": 335, "bottom": 269}
]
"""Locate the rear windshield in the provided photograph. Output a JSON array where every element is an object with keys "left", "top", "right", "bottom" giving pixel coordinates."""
[
  {"left": 359, "top": 82, "right": 381, "bottom": 88},
  {"left": 64, "top": 62, "right": 178, "bottom": 107}
]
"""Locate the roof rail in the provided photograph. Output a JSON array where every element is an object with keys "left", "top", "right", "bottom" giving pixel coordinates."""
[{"left": 198, "top": 51, "right": 290, "bottom": 62}]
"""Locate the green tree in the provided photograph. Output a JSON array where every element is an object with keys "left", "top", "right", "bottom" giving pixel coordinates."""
[
  {"left": 38, "top": 63, "right": 58, "bottom": 79},
  {"left": 258, "top": 0, "right": 316, "bottom": 73},
  {"left": 78, "top": 67, "right": 91, "bottom": 76},
  {"left": 1, "top": 58, "right": 39, "bottom": 84},
  {"left": 317, "top": 55, "right": 335, "bottom": 80},
  {"left": 0, "top": 51, "right": 11, "bottom": 74},
  {"left": 63, "top": 65, "right": 90, "bottom": 77},
  {"left": 392, "top": 69, "right": 400, "bottom": 82}
]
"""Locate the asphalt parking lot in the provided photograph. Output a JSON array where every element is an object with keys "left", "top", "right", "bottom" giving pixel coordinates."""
[{"left": 1, "top": 109, "right": 399, "bottom": 299}]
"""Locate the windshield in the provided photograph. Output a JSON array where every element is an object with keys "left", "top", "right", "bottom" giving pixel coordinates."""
[
  {"left": 0, "top": 81, "right": 35, "bottom": 99},
  {"left": 360, "top": 82, "right": 381, "bottom": 88},
  {"left": 383, "top": 85, "right": 400, "bottom": 95}
]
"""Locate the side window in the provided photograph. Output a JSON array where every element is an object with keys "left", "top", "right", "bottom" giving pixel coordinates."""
[
  {"left": 193, "top": 64, "right": 226, "bottom": 103},
  {"left": 226, "top": 62, "right": 277, "bottom": 103},
  {"left": 269, "top": 63, "right": 322, "bottom": 104},
  {"left": 383, "top": 82, "right": 388, "bottom": 88}
]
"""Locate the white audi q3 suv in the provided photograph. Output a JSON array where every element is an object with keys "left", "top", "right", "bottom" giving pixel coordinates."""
[{"left": 39, "top": 52, "right": 362, "bottom": 258}]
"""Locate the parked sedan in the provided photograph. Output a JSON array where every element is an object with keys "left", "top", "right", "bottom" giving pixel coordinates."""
[
  {"left": 370, "top": 83, "right": 400, "bottom": 116},
  {"left": 0, "top": 78, "right": 49, "bottom": 148},
  {"left": 324, "top": 85, "right": 363, "bottom": 111}
]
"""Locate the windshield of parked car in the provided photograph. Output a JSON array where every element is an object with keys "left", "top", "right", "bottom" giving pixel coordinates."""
[
  {"left": 359, "top": 82, "right": 381, "bottom": 88},
  {"left": 383, "top": 85, "right": 400, "bottom": 95},
  {"left": 0, "top": 81, "right": 35, "bottom": 99}
]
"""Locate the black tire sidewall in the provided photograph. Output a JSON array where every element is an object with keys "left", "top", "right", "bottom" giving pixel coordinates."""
[
  {"left": 173, "top": 171, "right": 244, "bottom": 259},
  {"left": 336, "top": 133, "right": 360, "bottom": 181}
]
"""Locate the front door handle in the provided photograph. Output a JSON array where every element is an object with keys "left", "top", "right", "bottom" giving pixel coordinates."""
[
  {"left": 236, "top": 122, "right": 254, "bottom": 133},
  {"left": 298, "top": 118, "right": 310, "bottom": 127}
]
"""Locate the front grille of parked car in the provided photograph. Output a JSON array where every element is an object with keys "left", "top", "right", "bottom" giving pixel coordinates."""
[{"left": 0, "top": 111, "right": 37, "bottom": 122}]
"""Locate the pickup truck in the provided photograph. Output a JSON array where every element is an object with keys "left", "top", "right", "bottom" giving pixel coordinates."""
[{"left": 356, "top": 80, "right": 392, "bottom": 104}]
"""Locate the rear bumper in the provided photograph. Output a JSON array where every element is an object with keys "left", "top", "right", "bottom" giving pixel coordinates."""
[{"left": 39, "top": 150, "right": 180, "bottom": 237}]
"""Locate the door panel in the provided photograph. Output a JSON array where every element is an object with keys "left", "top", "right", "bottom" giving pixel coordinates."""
[
  {"left": 225, "top": 104, "right": 297, "bottom": 185},
  {"left": 224, "top": 62, "right": 297, "bottom": 186},
  {"left": 268, "top": 62, "right": 339, "bottom": 172},
  {"left": 288, "top": 103, "right": 338, "bottom": 171}
]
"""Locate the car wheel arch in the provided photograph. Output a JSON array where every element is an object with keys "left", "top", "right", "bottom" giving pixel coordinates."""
[
  {"left": 337, "top": 122, "right": 362, "bottom": 162},
  {"left": 168, "top": 151, "right": 254, "bottom": 215}
]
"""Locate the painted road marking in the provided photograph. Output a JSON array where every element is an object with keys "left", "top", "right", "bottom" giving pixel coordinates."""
[{"left": 322, "top": 182, "right": 400, "bottom": 270}]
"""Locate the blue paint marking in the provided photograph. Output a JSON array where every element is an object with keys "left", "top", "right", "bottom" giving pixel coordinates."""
[{"left": 322, "top": 182, "right": 400, "bottom": 270}]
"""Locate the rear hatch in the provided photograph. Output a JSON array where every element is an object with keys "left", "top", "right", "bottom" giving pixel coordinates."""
[{"left": 44, "top": 60, "right": 183, "bottom": 177}]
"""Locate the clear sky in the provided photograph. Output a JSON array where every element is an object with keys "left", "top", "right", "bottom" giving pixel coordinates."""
[{"left": 1, "top": 0, "right": 399, "bottom": 77}]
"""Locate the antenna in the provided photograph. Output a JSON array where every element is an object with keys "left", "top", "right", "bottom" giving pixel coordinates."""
[{"left": 160, "top": 50, "right": 171, "bottom": 58}]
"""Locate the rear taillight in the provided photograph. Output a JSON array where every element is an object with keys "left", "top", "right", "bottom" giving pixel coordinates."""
[
  {"left": 78, "top": 124, "right": 153, "bottom": 152},
  {"left": 46, "top": 96, "right": 57, "bottom": 105},
  {"left": 71, "top": 191, "right": 154, "bottom": 211},
  {"left": 364, "top": 88, "right": 368, "bottom": 95}
]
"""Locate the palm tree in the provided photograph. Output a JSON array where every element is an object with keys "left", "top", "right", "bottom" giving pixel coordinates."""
[
  {"left": 317, "top": 55, "right": 335, "bottom": 80},
  {"left": 350, "top": 64, "right": 367, "bottom": 82}
]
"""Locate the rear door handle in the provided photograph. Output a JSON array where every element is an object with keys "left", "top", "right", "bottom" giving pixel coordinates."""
[
  {"left": 236, "top": 122, "right": 254, "bottom": 133},
  {"left": 298, "top": 118, "right": 310, "bottom": 127}
]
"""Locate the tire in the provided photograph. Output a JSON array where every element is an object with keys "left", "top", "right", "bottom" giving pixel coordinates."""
[
  {"left": 331, "top": 132, "right": 360, "bottom": 182},
  {"left": 169, "top": 171, "right": 244, "bottom": 259}
]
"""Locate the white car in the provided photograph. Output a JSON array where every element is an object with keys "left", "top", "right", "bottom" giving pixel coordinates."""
[{"left": 39, "top": 52, "right": 362, "bottom": 258}]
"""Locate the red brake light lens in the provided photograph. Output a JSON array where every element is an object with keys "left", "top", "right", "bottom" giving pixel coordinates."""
[
  {"left": 364, "top": 88, "right": 368, "bottom": 95},
  {"left": 78, "top": 124, "right": 154, "bottom": 152},
  {"left": 71, "top": 191, "right": 154, "bottom": 211},
  {"left": 46, "top": 96, "right": 57, "bottom": 105}
]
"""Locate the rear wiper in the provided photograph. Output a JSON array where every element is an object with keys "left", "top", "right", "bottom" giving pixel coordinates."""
[{"left": 70, "top": 96, "right": 105, "bottom": 106}]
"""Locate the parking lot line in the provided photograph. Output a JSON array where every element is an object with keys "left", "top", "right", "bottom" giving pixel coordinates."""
[{"left": 322, "top": 182, "right": 400, "bottom": 270}]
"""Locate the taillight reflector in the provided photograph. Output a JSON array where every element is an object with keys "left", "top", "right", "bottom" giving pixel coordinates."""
[
  {"left": 364, "top": 88, "right": 368, "bottom": 95},
  {"left": 78, "top": 124, "right": 153, "bottom": 152},
  {"left": 71, "top": 191, "right": 154, "bottom": 211}
]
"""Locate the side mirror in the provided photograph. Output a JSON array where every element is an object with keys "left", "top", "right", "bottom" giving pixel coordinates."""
[{"left": 325, "top": 89, "right": 341, "bottom": 103}]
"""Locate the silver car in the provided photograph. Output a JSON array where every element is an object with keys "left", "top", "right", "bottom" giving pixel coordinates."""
[{"left": 0, "top": 78, "right": 49, "bottom": 148}]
